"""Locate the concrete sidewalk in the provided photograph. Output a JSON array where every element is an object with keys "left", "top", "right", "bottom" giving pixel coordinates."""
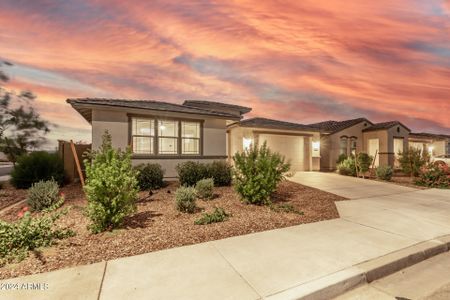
[{"left": 1, "top": 172, "right": 450, "bottom": 300}]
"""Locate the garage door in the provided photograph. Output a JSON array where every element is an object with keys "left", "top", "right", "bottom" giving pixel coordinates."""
[{"left": 259, "top": 134, "right": 305, "bottom": 171}]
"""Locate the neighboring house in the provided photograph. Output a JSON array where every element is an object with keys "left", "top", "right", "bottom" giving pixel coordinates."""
[
  {"left": 67, "top": 98, "right": 450, "bottom": 177},
  {"left": 408, "top": 132, "right": 450, "bottom": 157}
]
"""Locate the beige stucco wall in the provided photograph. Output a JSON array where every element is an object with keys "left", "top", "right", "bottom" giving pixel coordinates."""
[
  {"left": 362, "top": 130, "right": 388, "bottom": 166},
  {"left": 91, "top": 107, "right": 228, "bottom": 178},
  {"left": 386, "top": 125, "right": 409, "bottom": 166},
  {"left": 321, "top": 121, "right": 369, "bottom": 171},
  {"left": 227, "top": 126, "right": 320, "bottom": 171}
]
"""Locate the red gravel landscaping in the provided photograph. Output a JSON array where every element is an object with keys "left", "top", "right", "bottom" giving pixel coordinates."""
[{"left": 0, "top": 180, "right": 345, "bottom": 279}]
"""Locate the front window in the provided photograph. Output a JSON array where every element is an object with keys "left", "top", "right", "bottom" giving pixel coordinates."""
[
  {"left": 350, "top": 138, "right": 357, "bottom": 155},
  {"left": 131, "top": 117, "right": 202, "bottom": 156},
  {"left": 339, "top": 137, "right": 348, "bottom": 155},
  {"left": 132, "top": 118, "right": 154, "bottom": 154},
  {"left": 181, "top": 122, "right": 200, "bottom": 154},
  {"left": 158, "top": 120, "right": 178, "bottom": 155}
]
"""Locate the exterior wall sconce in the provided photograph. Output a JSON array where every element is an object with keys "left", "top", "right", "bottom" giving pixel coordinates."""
[
  {"left": 312, "top": 141, "right": 320, "bottom": 151},
  {"left": 243, "top": 137, "right": 253, "bottom": 150}
]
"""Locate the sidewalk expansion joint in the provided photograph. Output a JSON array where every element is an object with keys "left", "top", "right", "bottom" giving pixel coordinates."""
[{"left": 97, "top": 260, "right": 108, "bottom": 300}]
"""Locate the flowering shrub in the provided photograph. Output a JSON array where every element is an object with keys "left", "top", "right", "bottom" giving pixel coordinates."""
[
  {"left": 415, "top": 163, "right": 449, "bottom": 188},
  {"left": 0, "top": 209, "right": 74, "bottom": 266}
]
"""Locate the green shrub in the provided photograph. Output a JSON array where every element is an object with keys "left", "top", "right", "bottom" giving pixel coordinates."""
[
  {"left": 269, "top": 203, "right": 304, "bottom": 215},
  {"left": 233, "top": 142, "right": 290, "bottom": 205},
  {"left": 194, "top": 207, "right": 229, "bottom": 225},
  {"left": 376, "top": 166, "right": 393, "bottom": 181},
  {"left": 10, "top": 152, "right": 64, "bottom": 189},
  {"left": 398, "top": 147, "right": 428, "bottom": 177},
  {"left": 176, "top": 160, "right": 232, "bottom": 187},
  {"left": 0, "top": 209, "right": 74, "bottom": 266},
  {"left": 175, "top": 186, "right": 197, "bottom": 213},
  {"left": 26, "top": 179, "right": 62, "bottom": 211},
  {"left": 206, "top": 161, "right": 232, "bottom": 186},
  {"left": 176, "top": 161, "right": 208, "bottom": 186},
  {"left": 337, "top": 157, "right": 356, "bottom": 176},
  {"left": 195, "top": 178, "right": 214, "bottom": 199},
  {"left": 356, "top": 153, "right": 373, "bottom": 175},
  {"left": 336, "top": 153, "right": 348, "bottom": 164},
  {"left": 415, "top": 163, "right": 449, "bottom": 188},
  {"left": 135, "top": 163, "right": 164, "bottom": 190},
  {"left": 84, "top": 132, "right": 139, "bottom": 233}
]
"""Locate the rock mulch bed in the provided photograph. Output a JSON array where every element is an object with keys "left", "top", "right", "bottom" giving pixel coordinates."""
[
  {"left": 0, "top": 183, "right": 27, "bottom": 212},
  {"left": 0, "top": 180, "right": 345, "bottom": 279}
]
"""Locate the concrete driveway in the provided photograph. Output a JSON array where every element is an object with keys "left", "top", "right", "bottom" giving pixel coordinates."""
[
  {"left": 290, "top": 172, "right": 450, "bottom": 242},
  {"left": 290, "top": 171, "right": 416, "bottom": 199},
  {"left": 2, "top": 172, "right": 450, "bottom": 300}
]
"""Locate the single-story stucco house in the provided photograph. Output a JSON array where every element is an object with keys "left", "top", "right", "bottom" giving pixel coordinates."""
[{"left": 67, "top": 98, "right": 450, "bottom": 177}]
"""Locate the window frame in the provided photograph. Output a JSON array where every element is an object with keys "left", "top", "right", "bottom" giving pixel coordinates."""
[
  {"left": 131, "top": 118, "right": 156, "bottom": 155},
  {"left": 181, "top": 121, "right": 201, "bottom": 155},
  {"left": 339, "top": 136, "right": 348, "bottom": 156},
  {"left": 128, "top": 115, "right": 204, "bottom": 157},
  {"left": 158, "top": 119, "right": 179, "bottom": 155}
]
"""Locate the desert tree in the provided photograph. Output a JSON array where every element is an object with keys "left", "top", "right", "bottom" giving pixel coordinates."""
[{"left": 0, "top": 61, "right": 50, "bottom": 163}]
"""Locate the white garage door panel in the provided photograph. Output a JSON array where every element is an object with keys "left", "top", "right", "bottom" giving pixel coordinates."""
[{"left": 259, "top": 134, "right": 305, "bottom": 171}]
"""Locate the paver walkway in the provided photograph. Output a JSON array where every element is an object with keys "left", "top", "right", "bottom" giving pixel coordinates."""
[{"left": 1, "top": 172, "right": 449, "bottom": 300}]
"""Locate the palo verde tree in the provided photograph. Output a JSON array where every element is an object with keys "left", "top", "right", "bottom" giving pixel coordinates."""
[{"left": 0, "top": 61, "right": 50, "bottom": 163}]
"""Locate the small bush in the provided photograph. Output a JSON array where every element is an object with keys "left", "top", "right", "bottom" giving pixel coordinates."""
[
  {"left": 398, "top": 147, "right": 428, "bottom": 177},
  {"left": 10, "top": 152, "right": 64, "bottom": 189},
  {"left": 415, "top": 163, "right": 449, "bottom": 188},
  {"left": 336, "top": 153, "right": 348, "bottom": 164},
  {"left": 269, "top": 203, "right": 304, "bottom": 215},
  {"left": 84, "top": 132, "right": 139, "bottom": 233},
  {"left": 233, "top": 142, "right": 290, "bottom": 205},
  {"left": 135, "top": 163, "right": 164, "bottom": 190},
  {"left": 206, "top": 161, "right": 232, "bottom": 186},
  {"left": 337, "top": 157, "right": 356, "bottom": 176},
  {"left": 175, "top": 186, "right": 197, "bottom": 213},
  {"left": 0, "top": 209, "right": 74, "bottom": 266},
  {"left": 176, "top": 161, "right": 208, "bottom": 186},
  {"left": 26, "top": 179, "right": 62, "bottom": 211},
  {"left": 356, "top": 153, "right": 373, "bottom": 175},
  {"left": 194, "top": 207, "right": 229, "bottom": 225},
  {"left": 176, "top": 160, "right": 232, "bottom": 187},
  {"left": 376, "top": 166, "right": 393, "bottom": 181},
  {"left": 195, "top": 178, "right": 214, "bottom": 199}
]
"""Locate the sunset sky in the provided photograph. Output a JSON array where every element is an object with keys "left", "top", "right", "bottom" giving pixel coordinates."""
[{"left": 0, "top": 0, "right": 449, "bottom": 147}]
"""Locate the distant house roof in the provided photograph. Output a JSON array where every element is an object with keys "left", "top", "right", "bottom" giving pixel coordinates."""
[
  {"left": 67, "top": 98, "right": 241, "bottom": 123},
  {"left": 308, "top": 118, "right": 372, "bottom": 134},
  {"left": 363, "top": 121, "right": 411, "bottom": 132},
  {"left": 234, "top": 117, "right": 319, "bottom": 132},
  {"left": 183, "top": 100, "right": 252, "bottom": 115},
  {"left": 409, "top": 132, "right": 450, "bottom": 140}
]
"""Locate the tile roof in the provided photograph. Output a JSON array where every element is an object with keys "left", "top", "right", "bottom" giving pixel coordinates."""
[
  {"left": 235, "top": 117, "right": 319, "bottom": 131},
  {"left": 67, "top": 98, "right": 241, "bottom": 122},
  {"left": 183, "top": 100, "right": 252, "bottom": 115},
  {"left": 308, "top": 118, "right": 371, "bottom": 134},
  {"left": 362, "top": 121, "right": 411, "bottom": 132},
  {"left": 409, "top": 132, "right": 450, "bottom": 140}
]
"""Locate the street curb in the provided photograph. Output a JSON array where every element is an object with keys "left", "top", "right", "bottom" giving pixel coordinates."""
[{"left": 265, "top": 235, "right": 450, "bottom": 300}]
